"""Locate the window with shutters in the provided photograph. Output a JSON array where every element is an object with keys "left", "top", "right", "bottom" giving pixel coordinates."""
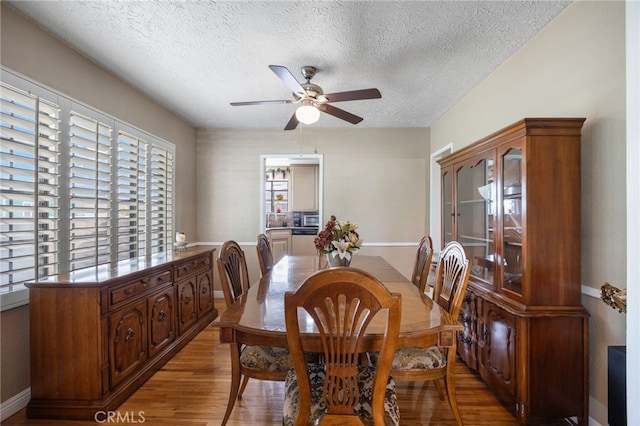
[
  {"left": 1, "top": 82, "right": 60, "bottom": 300},
  {"left": 150, "top": 146, "right": 174, "bottom": 254},
  {"left": 69, "top": 110, "right": 112, "bottom": 271},
  {"left": 0, "top": 70, "right": 175, "bottom": 310},
  {"left": 117, "top": 131, "right": 147, "bottom": 260}
]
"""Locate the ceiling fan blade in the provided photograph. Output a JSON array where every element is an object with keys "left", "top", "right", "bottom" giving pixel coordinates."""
[
  {"left": 284, "top": 113, "right": 299, "bottom": 131},
  {"left": 319, "top": 104, "right": 363, "bottom": 125},
  {"left": 269, "top": 65, "right": 307, "bottom": 96},
  {"left": 230, "top": 100, "right": 293, "bottom": 106},
  {"left": 323, "top": 88, "right": 382, "bottom": 103}
]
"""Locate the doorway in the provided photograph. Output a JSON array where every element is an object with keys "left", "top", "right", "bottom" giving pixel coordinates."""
[{"left": 259, "top": 154, "right": 323, "bottom": 232}]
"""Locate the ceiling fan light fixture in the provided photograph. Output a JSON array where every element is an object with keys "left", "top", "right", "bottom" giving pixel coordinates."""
[{"left": 295, "top": 103, "right": 320, "bottom": 125}]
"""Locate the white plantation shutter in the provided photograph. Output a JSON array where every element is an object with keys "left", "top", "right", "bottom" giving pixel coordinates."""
[
  {"left": 0, "top": 72, "right": 176, "bottom": 307},
  {"left": 150, "top": 146, "right": 174, "bottom": 254},
  {"left": 68, "top": 110, "right": 112, "bottom": 271},
  {"left": 0, "top": 82, "right": 60, "bottom": 290},
  {"left": 117, "top": 131, "right": 147, "bottom": 259}
]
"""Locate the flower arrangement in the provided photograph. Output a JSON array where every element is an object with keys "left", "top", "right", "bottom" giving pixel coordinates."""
[{"left": 314, "top": 215, "right": 362, "bottom": 261}]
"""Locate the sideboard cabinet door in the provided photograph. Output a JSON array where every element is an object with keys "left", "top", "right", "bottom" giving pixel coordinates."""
[
  {"left": 197, "top": 269, "right": 214, "bottom": 317},
  {"left": 148, "top": 286, "right": 176, "bottom": 358},
  {"left": 178, "top": 278, "right": 198, "bottom": 334},
  {"left": 109, "top": 300, "right": 148, "bottom": 387}
]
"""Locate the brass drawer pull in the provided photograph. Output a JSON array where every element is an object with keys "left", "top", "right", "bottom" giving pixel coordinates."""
[{"left": 125, "top": 328, "right": 136, "bottom": 343}]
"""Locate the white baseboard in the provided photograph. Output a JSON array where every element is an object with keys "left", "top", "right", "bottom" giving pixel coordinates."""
[{"left": 0, "top": 387, "right": 30, "bottom": 422}]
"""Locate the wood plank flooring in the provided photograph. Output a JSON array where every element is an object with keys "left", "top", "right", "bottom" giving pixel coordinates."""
[{"left": 3, "top": 299, "right": 520, "bottom": 425}]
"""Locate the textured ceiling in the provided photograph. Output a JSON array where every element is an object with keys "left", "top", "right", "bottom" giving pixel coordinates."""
[{"left": 7, "top": 1, "right": 571, "bottom": 130}]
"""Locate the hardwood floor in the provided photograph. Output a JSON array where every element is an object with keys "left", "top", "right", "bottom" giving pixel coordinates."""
[{"left": 3, "top": 299, "right": 520, "bottom": 426}]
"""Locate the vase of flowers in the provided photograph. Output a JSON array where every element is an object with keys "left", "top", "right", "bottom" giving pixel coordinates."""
[{"left": 314, "top": 215, "right": 362, "bottom": 267}]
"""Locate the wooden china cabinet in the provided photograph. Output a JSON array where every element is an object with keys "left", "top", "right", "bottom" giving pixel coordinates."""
[
  {"left": 438, "top": 118, "right": 589, "bottom": 425},
  {"left": 26, "top": 246, "right": 217, "bottom": 420}
]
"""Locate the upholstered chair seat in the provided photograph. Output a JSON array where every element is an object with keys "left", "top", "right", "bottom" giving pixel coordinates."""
[
  {"left": 240, "top": 345, "right": 294, "bottom": 372},
  {"left": 369, "top": 346, "right": 446, "bottom": 371},
  {"left": 283, "top": 364, "right": 400, "bottom": 426}
]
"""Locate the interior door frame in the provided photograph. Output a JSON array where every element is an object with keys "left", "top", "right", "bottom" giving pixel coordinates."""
[{"left": 259, "top": 154, "right": 323, "bottom": 232}]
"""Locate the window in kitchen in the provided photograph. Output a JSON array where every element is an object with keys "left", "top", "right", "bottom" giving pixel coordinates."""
[{"left": 265, "top": 171, "right": 289, "bottom": 213}]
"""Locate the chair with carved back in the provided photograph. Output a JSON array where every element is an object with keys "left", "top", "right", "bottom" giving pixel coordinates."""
[
  {"left": 256, "top": 233, "right": 274, "bottom": 277},
  {"left": 283, "top": 268, "right": 402, "bottom": 426},
  {"left": 216, "top": 240, "right": 292, "bottom": 426},
  {"left": 369, "top": 240, "right": 471, "bottom": 425},
  {"left": 411, "top": 236, "right": 434, "bottom": 294}
]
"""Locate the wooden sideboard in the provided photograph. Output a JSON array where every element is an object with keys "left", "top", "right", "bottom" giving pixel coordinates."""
[{"left": 25, "top": 246, "right": 217, "bottom": 420}]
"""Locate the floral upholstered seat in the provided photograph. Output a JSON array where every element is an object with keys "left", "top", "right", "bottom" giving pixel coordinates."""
[
  {"left": 369, "top": 346, "right": 446, "bottom": 371},
  {"left": 283, "top": 364, "right": 400, "bottom": 426},
  {"left": 240, "top": 345, "right": 294, "bottom": 371}
]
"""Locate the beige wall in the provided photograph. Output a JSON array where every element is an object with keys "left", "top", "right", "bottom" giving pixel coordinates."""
[
  {"left": 0, "top": 4, "right": 198, "bottom": 406},
  {"left": 430, "top": 2, "right": 626, "bottom": 424},
  {"left": 196, "top": 127, "right": 430, "bottom": 286}
]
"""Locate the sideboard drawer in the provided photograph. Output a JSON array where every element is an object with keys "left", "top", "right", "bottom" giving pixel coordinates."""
[
  {"left": 110, "top": 270, "right": 173, "bottom": 307},
  {"left": 175, "top": 254, "right": 211, "bottom": 280}
]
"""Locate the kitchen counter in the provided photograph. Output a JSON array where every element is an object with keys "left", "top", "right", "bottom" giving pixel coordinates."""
[{"left": 266, "top": 226, "right": 319, "bottom": 232}]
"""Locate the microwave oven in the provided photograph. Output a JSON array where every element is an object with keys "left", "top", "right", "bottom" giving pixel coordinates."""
[{"left": 302, "top": 214, "right": 320, "bottom": 227}]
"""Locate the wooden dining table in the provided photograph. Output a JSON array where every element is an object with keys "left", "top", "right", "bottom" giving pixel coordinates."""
[{"left": 212, "top": 254, "right": 463, "bottom": 423}]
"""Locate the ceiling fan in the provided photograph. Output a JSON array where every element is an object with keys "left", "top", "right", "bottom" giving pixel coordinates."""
[{"left": 230, "top": 65, "right": 382, "bottom": 130}]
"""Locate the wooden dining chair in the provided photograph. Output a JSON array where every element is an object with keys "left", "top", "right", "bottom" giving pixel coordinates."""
[
  {"left": 217, "top": 240, "right": 293, "bottom": 426},
  {"left": 411, "top": 235, "right": 434, "bottom": 294},
  {"left": 256, "top": 233, "right": 274, "bottom": 276},
  {"left": 283, "top": 268, "right": 402, "bottom": 426},
  {"left": 369, "top": 241, "right": 471, "bottom": 425}
]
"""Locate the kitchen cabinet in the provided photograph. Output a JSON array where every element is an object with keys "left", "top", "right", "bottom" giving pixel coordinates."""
[
  {"left": 266, "top": 228, "right": 291, "bottom": 263},
  {"left": 439, "top": 118, "right": 589, "bottom": 425},
  {"left": 290, "top": 165, "right": 319, "bottom": 212},
  {"left": 25, "top": 247, "right": 217, "bottom": 420}
]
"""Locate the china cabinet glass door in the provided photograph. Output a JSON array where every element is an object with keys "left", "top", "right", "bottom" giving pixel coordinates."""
[
  {"left": 500, "top": 147, "right": 523, "bottom": 296},
  {"left": 456, "top": 154, "right": 495, "bottom": 287},
  {"left": 441, "top": 168, "right": 453, "bottom": 246}
]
